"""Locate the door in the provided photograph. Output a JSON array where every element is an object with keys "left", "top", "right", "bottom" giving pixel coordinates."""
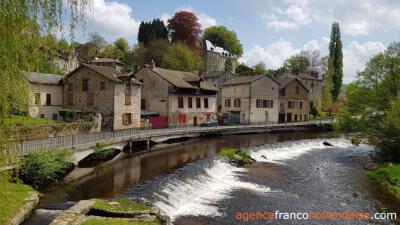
[
  {"left": 230, "top": 112, "right": 240, "bottom": 125},
  {"left": 286, "top": 113, "right": 292, "bottom": 122},
  {"left": 193, "top": 116, "right": 197, "bottom": 126},
  {"left": 279, "top": 113, "right": 286, "bottom": 123},
  {"left": 265, "top": 111, "right": 269, "bottom": 122},
  {"left": 294, "top": 114, "right": 298, "bottom": 122}
]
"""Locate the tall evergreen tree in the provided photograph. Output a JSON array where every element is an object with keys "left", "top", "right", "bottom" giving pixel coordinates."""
[
  {"left": 138, "top": 19, "right": 168, "bottom": 46},
  {"left": 327, "top": 22, "right": 343, "bottom": 101}
]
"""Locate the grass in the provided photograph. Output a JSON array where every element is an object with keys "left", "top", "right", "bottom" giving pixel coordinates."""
[
  {"left": 82, "top": 218, "right": 161, "bottom": 225},
  {"left": 369, "top": 163, "right": 400, "bottom": 198},
  {"left": 91, "top": 198, "right": 151, "bottom": 213},
  {"left": 0, "top": 179, "right": 35, "bottom": 225},
  {"left": 219, "top": 148, "right": 254, "bottom": 166},
  {"left": 0, "top": 115, "right": 58, "bottom": 127}
]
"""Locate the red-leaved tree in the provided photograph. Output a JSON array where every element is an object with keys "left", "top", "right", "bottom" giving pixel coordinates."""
[{"left": 167, "top": 11, "right": 202, "bottom": 52}]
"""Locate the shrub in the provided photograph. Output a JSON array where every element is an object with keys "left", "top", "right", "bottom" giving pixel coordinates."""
[
  {"left": 219, "top": 148, "right": 254, "bottom": 166},
  {"left": 16, "top": 149, "right": 75, "bottom": 189},
  {"left": 369, "top": 164, "right": 400, "bottom": 197},
  {"left": 59, "top": 109, "right": 74, "bottom": 121}
]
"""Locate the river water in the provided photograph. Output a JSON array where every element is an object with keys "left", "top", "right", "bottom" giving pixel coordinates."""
[{"left": 23, "top": 132, "right": 400, "bottom": 225}]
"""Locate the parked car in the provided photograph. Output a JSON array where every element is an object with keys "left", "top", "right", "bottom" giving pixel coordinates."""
[{"left": 200, "top": 120, "right": 218, "bottom": 127}]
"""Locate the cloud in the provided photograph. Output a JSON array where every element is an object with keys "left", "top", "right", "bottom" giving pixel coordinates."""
[
  {"left": 161, "top": 7, "right": 217, "bottom": 29},
  {"left": 263, "top": 14, "right": 299, "bottom": 31},
  {"left": 240, "top": 38, "right": 385, "bottom": 83},
  {"left": 82, "top": 0, "right": 139, "bottom": 43}
]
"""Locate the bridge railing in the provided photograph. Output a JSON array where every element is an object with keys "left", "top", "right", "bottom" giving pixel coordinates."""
[{"left": 2, "top": 119, "right": 333, "bottom": 154}]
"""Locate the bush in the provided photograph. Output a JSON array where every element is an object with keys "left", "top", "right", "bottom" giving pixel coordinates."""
[
  {"left": 16, "top": 149, "right": 75, "bottom": 189},
  {"left": 219, "top": 148, "right": 254, "bottom": 166},
  {"left": 369, "top": 164, "right": 400, "bottom": 197},
  {"left": 59, "top": 109, "right": 74, "bottom": 121}
]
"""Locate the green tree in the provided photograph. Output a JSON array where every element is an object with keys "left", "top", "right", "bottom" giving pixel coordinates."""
[
  {"left": 254, "top": 62, "right": 267, "bottom": 75},
  {"left": 283, "top": 54, "right": 310, "bottom": 74},
  {"left": 129, "top": 39, "right": 171, "bottom": 67},
  {"left": 138, "top": 19, "right": 169, "bottom": 46},
  {"left": 327, "top": 22, "right": 343, "bottom": 101},
  {"left": 0, "top": 0, "right": 90, "bottom": 117},
  {"left": 162, "top": 42, "right": 203, "bottom": 72},
  {"left": 203, "top": 26, "right": 243, "bottom": 56},
  {"left": 309, "top": 102, "right": 319, "bottom": 119},
  {"left": 235, "top": 63, "right": 254, "bottom": 75},
  {"left": 114, "top": 38, "right": 129, "bottom": 54}
]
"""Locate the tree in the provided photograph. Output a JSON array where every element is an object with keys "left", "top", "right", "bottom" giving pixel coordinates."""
[
  {"left": 0, "top": 0, "right": 90, "bottom": 117},
  {"left": 235, "top": 63, "right": 254, "bottom": 75},
  {"left": 88, "top": 32, "right": 106, "bottom": 55},
  {"left": 129, "top": 39, "right": 171, "bottom": 67},
  {"left": 309, "top": 101, "right": 319, "bottom": 119},
  {"left": 327, "top": 22, "right": 343, "bottom": 101},
  {"left": 162, "top": 43, "right": 203, "bottom": 72},
  {"left": 100, "top": 44, "right": 123, "bottom": 59},
  {"left": 203, "top": 26, "right": 243, "bottom": 56},
  {"left": 114, "top": 38, "right": 129, "bottom": 54},
  {"left": 283, "top": 54, "right": 310, "bottom": 74},
  {"left": 254, "top": 62, "right": 267, "bottom": 75},
  {"left": 138, "top": 19, "right": 169, "bottom": 46},
  {"left": 168, "top": 11, "right": 202, "bottom": 51}
]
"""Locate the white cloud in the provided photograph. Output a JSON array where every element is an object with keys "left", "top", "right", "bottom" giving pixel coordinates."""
[
  {"left": 240, "top": 38, "right": 385, "bottom": 83},
  {"left": 263, "top": 14, "right": 299, "bottom": 31},
  {"left": 342, "top": 20, "right": 369, "bottom": 36},
  {"left": 83, "top": 0, "right": 139, "bottom": 43},
  {"left": 161, "top": 7, "right": 216, "bottom": 29}
]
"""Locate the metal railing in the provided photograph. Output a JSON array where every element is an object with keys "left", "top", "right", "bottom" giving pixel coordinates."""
[{"left": 3, "top": 119, "right": 333, "bottom": 154}]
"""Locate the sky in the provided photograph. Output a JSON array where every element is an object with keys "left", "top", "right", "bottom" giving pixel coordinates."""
[{"left": 69, "top": 0, "right": 400, "bottom": 84}]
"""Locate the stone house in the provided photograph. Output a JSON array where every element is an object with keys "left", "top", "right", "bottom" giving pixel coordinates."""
[
  {"left": 91, "top": 57, "right": 124, "bottom": 72},
  {"left": 55, "top": 52, "right": 80, "bottom": 75},
  {"left": 220, "top": 75, "right": 280, "bottom": 124},
  {"left": 274, "top": 76, "right": 309, "bottom": 123},
  {"left": 63, "top": 63, "right": 141, "bottom": 130},
  {"left": 134, "top": 63, "right": 218, "bottom": 126},
  {"left": 204, "top": 40, "right": 236, "bottom": 73},
  {"left": 26, "top": 72, "right": 63, "bottom": 120},
  {"left": 203, "top": 71, "right": 234, "bottom": 112}
]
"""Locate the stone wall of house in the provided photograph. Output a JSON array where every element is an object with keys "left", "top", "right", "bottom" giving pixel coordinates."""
[
  {"left": 29, "top": 83, "right": 63, "bottom": 120},
  {"left": 113, "top": 83, "right": 141, "bottom": 130},
  {"left": 279, "top": 80, "right": 309, "bottom": 122},
  {"left": 204, "top": 51, "right": 230, "bottom": 72},
  {"left": 168, "top": 94, "right": 217, "bottom": 125},
  {"left": 134, "top": 68, "right": 170, "bottom": 116},
  {"left": 221, "top": 84, "right": 251, "bottom": 123},
  {"left": 249, "top": 77, "right": 280, "bottom": 123},
  {"left": 300, "top": 78, "right": 323, "bottom": 105}
]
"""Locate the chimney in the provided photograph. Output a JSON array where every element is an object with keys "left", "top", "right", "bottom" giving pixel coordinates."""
[{"left": 149, "top": 60, "right": 155, "bottom": 69}]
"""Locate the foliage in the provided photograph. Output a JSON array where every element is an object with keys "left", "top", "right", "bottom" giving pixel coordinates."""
[
  {"left": 0, "top": 178, "right": 35, "bottom": 225},
  {"left": 369, "top": 164, "right": 400, "bottom": 198},
  {"left": 16, "top": 149, "right": 74, "bottom": 189},
  {"left": 161, "top": 42, "right": 203, "bottom": 72},
  {"left": 129, "top": 40, "right": 171, "bottom": 67},
  {"left": 309, "top": 102, "right": 319, "bottom": 119},
  {"left": 79, "top": 148, "right": 120, "bottom": 167},
  {"left": 100, "top": 44, "right": 124, "bottom": 59},
  {"left": 235, "top": 63, "right": 254, "bottom": 75},
  {"left": 254, "top": 62, "right": 267, "bottom": 75},
  {"left": 0, "top": 0, "right": 90, "bottom": 117},
  {"left": 138, "top": 19, "right": 169, "bottom": 46},
  {"left": 225, "top": 58, "right": 234, "bottom": 72},
  {"left": 327, "top": 22, "right": 343, "bottom": 101},
  {"left": 94, "top": 141, "right": 112, "bottom": 152},
  {"left": 203, "top": 26, "right": 243, "bottom": 56},
  {"left": 219, "top": 148, "right": 254, "bottom": 166},
  {"left": 88, "top": 32, "right": 107, "bottom": 55},
  {"left": 59, "top": 109, "right": 75, "bottom": 121},
  {"left": 91, "top": 198, "right": 151, "bottom": 213},
  {"left": 283, "top": 54, "right": 310, "bottom": 74},
  {"left": 114, "top": 38, "right": 129, "bottom": 53},
  {"left": 0, "top": 115, "right": 58, "bottom": 127},
  {"left": 168, "top": 11, "right": 202, "bottom": 52},
  {"left": 335, "top": 42, "right": 400, "bottom": 162}
]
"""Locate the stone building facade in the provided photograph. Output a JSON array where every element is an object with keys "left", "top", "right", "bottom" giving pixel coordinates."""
[
  {"left": 204, "top": 40, "right": 235, "bottom": 73},
  {"left": 221, "top": 75, "right": 280, "bottom": 124},
  {"left": 134, "top": 63, "right": 218, "bottom": 126},
  {"left": 90, "top": 57, "right": 124, "bottom": 72},
  {"left": 26, "top": 72, "right": 63, "bottom": 120},
  {"left": 55, "top": 52, "right": 80, "bottom": 75},
  {"left": 63, "top": 64, "right": 141, "bottom": 130},
  {"left": 203, "top": 71, "right": 234, "bottom": 112},
  {"left": 275, "top": 76, "right": 309, "bottom": 123}
]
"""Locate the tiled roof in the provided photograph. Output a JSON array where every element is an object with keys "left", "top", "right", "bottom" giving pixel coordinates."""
[
  {"left": 150, "top": 67, "right": 218, "bottom": 91},
  {"left": 25, "top": 72, "right": 63, "bottom": 85},
  {"left": 91, "top": 58, "right": 123, "bottom": 65},
  {"left": 205, "top": 40, "right": 234, "bottom": 57},
  {"left": 275, "top": 75, "right": 310, "bottom": 93},
  {"left": 204, "top": 71, "right": 233, "bottom": 78},
  {"left": 220, "top": 75, "right": 263, "bottom": 86}
]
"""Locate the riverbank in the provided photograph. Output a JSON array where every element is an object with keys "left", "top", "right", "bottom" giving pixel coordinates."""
[{"left": 369, "top": 164, "right": 400, "bottom": 198}]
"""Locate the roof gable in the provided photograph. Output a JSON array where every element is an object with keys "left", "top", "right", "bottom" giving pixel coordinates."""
[{"left": 25, "top": 72, "right": 63, "bottom": 85}]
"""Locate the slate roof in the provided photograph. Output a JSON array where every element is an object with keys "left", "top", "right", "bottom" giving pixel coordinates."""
[
  {"left": 220, "top": 75, "right": 263, "bottom": 86},
  {"left": 204, "top": 71, "right": 233, "bottom": 78},
  {"left": 25, "top": 72, "right": 63, "bottom": 85},
  {"left": 91, "top": 57, "right": 124, "bottom": 65},
  {"left": 274, "top": 75, "right": 310, "bottom": 93},
  {"left": 149, "top": 67, "right": 218, "bottom": 91},
  {"left": 205, "top": 40, "right": 234, "bottom": 57}
]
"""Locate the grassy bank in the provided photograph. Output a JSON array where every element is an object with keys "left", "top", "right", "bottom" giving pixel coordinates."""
[
  {"left": 369, "top": 164, "right": 400, "bottom": 198},
  {"left": 0, "top": 178, "right": 35, "bottom": 224},
  {"left": 0, "top": 115, "right": 58, "bottom": 127},
  {"left": 219, "top": 148, "right": 254, "bottom": 166}
]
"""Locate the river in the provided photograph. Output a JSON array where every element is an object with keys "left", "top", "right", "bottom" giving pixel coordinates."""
[{"left": 23, "top": 131, "right": 400, "bottom": 225}]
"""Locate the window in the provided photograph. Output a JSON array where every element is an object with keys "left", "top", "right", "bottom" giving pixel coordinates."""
[
  {"left": 87, "top": 93, "right": 94, "bottom": 105},
  {"left": 304, "top": 114, "right": 307, "bottom": 121},
  {"left": 122, "top": 113, "right": 132, "bottom": 125},
  {"left": 296, "top": 86, "right": 300, "bottom": 95},
  {"left": 67, "top": 93, "right": 73, "bottom": 105},
  {"left": 40, "top": 114, "right": 45, "bottom": 119},
  {"left": 288, "top": 101, "right": 295, "bottom": 109},
  {"left": 300, "top": 101, "right": 303, "bottom": 109},
  {"left": 196, "top": 98, "right": 201, "bottom": 108},
  {"left": 263, "top": 100, "right": 273, "bottom": 108},
  {"left": 141, "top": 99, "right": 146, "bottom": 110},
  {"left": 100, "top": 82, "right": 106, "bottom": 90},
  {"left": 34, "top": 93, "right": 41, "bottom": 105},
  {"left": 178, "top": 97, "right": 184, "bottom": 108},
  {"left": 82, "top": 79, "right": 89, "bottom": 91},
  {"left": 204, "top": 98, "right": 209, "bottom": 108},
  {"left": 256, "top": 99, "right": 263, "bottom": 108},
  {"left": 225, "top": 99, "right": 231, "bottom": 107},
  {"left": 53, "top": 113, "right": 58, "bottom": 120},
  {"left": 188, "top": 97, "right": 193, "bottom": 108},
  {"left": 234, "top": 99, "right": 241, "bottom": 107},
  {"left": 279, "top": 88, "right": 286, "bottom": 96},
  {"left": 125, "top": 92, "right": 131, "bottom": 105},
  {"left": 68, "top": 82, "right": 73, "bottom": 91},
  {"left": 300, "top": 115, "right": 303, "bottom": 121},
  {"left": 46, "top": 94, "right": 51, "bottom": 105}
]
